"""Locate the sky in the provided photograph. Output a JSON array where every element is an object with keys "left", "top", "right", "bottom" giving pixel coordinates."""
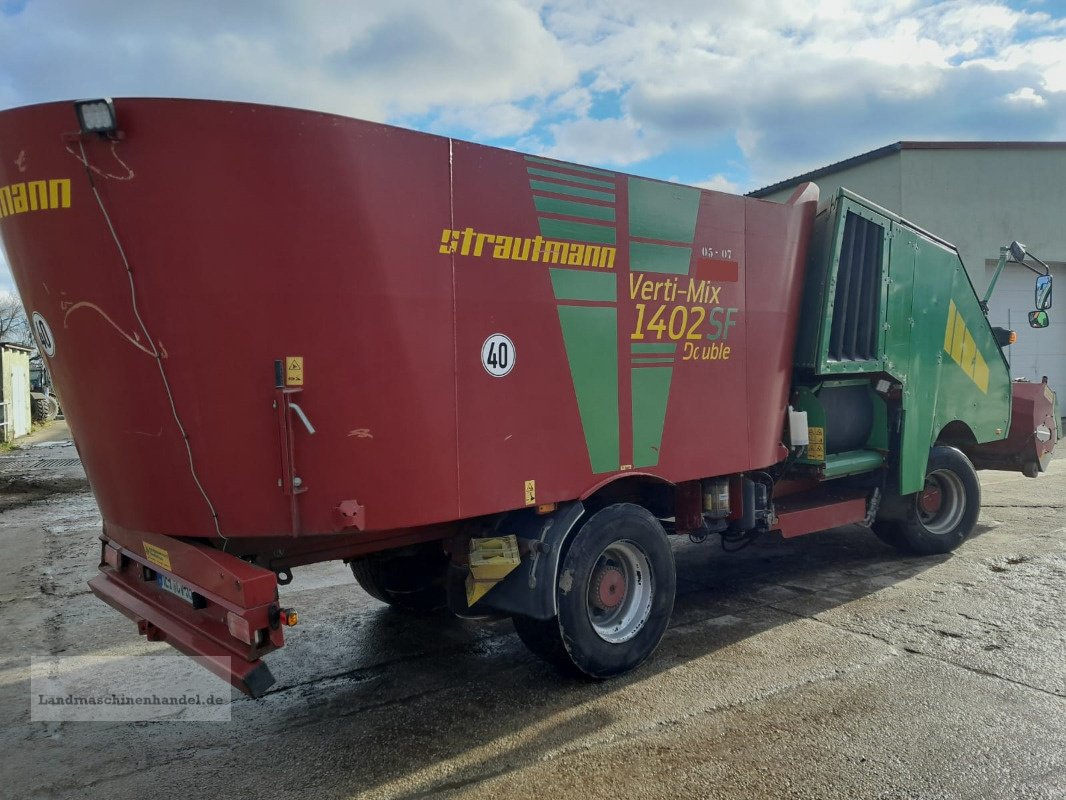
[{"left": 1, "top": 0, "right": 1065, "bottom": 292}]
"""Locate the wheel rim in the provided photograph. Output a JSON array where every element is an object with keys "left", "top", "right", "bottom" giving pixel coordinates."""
[
  {"left": 586, "top": 539, "right": 654, "bottom": 644},
  {"left": 916, "top": 469, "right": 966, "bottom": 534}
]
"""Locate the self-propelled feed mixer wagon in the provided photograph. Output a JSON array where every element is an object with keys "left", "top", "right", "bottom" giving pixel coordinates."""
[{"left": 0, "top": 99, "right": 1057, "bottom": 695}]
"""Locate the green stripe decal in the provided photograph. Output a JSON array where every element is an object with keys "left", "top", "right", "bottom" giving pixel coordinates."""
[
  {"left": 528, "top": 167, "right": 616, "bottom": 189},
  {"left": 631, "top": 343, "right": 677, "bottom": 354},
  {"left": 557, "top": 306, "right": 620, "bottom": 473},
  {"left": 525, "top": 155, "right": 616, "bottom": 177},
  {"left": 534, "top": 195, "right": 616, "bottom": 222},
  {"left": 550, "top": 269, "right": 617, "bottom": 302},
  {"left": 629, "top": 178, "right": 700, "bottom": 243},
  {"left": 632, "top": 357, "right": 675, "bottom": 364},
  {"left": 630, "top": 241, "right": 691, "bottom": 274},
  {"left": 632, "top": 366, "right": 672, "bottom": 468},
  {"left": 530, "top": 180, "right": 615, "bottom": 203},
  {"left": 539, "top": 218, "right": 616, "bottom": 245}
]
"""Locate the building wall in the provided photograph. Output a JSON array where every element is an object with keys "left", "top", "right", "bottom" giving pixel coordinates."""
[
  {"left": 761, "top": 153, "right": 904, "bottom": 218},
  {"left": 898, "top": 148, "right": 1066, "bottom": 297},
  {"left": 1, "top": 352, "right": 8, "bottom": 443},
  {"left": 757, "top": 146, "right": 1066, "bottom": 401},
  {"left": 0, "top": 346, "right": 31, "bottom": 441}
]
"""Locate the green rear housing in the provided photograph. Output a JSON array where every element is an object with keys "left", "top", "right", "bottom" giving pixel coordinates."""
[{"left": 794, "top": 189, "right": 1011, "bottom": 495}]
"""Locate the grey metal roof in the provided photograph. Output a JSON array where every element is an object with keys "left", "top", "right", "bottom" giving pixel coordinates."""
[{"left": 747, "top": 141, "right": 1066, "bottom": 198}]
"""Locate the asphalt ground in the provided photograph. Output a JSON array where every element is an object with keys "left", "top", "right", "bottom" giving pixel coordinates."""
[{"left": 0, "top": 436, "right": 1063, "bottom": 800}]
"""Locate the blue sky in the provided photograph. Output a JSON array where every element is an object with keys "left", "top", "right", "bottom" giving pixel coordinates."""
[{"left": 2, "top": 0, "right": 1066, "bottom": 292}]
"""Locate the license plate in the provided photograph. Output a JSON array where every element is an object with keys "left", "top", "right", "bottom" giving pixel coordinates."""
[{"left": 156, "top": 574, "right": 205, "bottom": 608}]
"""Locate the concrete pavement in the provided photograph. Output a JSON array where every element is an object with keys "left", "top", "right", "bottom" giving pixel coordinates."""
[{"left": 0, "top": 456, "right": 1063, "bottom": 799}]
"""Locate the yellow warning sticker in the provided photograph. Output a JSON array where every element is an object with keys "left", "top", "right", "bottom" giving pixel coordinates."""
[
  {"left": 286, "top": 356, "right": 304, "bottom": 387},
  {"left": 524, "top": 480, "right": 536, "bottom": 505},
  {"left": 807, "top": 426, "right": 825, "bottom": 461},
  {"left": 143, "top": 542, "right": 172, "bottom": 572}
]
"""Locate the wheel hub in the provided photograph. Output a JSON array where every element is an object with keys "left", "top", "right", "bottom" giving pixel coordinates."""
[
  {"left": 919, "top": 483, "right": 943, "bottom": 515},
  {"left": 592, "top": 566, "right": 627, "bottom": 611}
]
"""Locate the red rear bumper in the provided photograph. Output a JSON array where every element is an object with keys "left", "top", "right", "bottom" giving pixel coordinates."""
[{"left": 88, "top": 529, "right": 285, "bottom": 697}]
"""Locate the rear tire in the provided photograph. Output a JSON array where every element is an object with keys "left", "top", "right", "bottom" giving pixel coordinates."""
[
  {"left": 46, "top": 396, "right": 59, "bottom": 421},
  {"left": 31, "top": 395, "right": 50, "bottom": 423},
  {"left": 874, "top": 445, "right": 980, "bottom": 555},
  {"left": 513, "top": 614, "right": 571, "bottom": 667},
  {"left": 349, "top": 543, "right": 448, "bottom": 612},
  {"left": 513, "top": 503, "right": 675, "bottom": 678}
]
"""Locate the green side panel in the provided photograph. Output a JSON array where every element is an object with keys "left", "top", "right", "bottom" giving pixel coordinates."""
[
  {"left": 631, "top": 343, "right": 677, "bottom": 354},
  {"left": 866, "top": 386, "right": 889, "bottom": 451},
  {"left": 530, "top": 180, "right": 615, "bottom": 203},
  {"left": 883, "top": 222, "right": 916, "bottom": 386},
  {"left": 556, "top": 305, "right": 620, "bottom": 473},
  {"left": 549, "top": 269, "right": 617, "bottom": 302},
  {"left": 629, "top": 241, "right": 691, "bottom": 274},
  {"left": 539, "top": 218, "right": 616, "bottom": 245},
  {"left": 534, "top": 195, "right": 616, "bottom": 222},
  {"left": 892, "top": 225, "right": 1011, "bottom": 495},
  {"left": 628, "top": 178, "right": 700, "bottom": 243},
  {"left": 631, "top": 366, "right": 673, "bottom": 468},
  {"left": 524, "top": 155, "right": 616, "bottom": 177},
  {"left": 527, "top": 167, "right": 615, "bottom": 189},
  {"left": 631, "top": 357, "right": 674, "bottom": 364},
  {"left": 797, "top": 189, "right": 1009, "bottom": 493},
  {"left": 793, "top": 384, "right": 826, "bottom": 466},
  {"left": 896, "top": 231, "right": 957, "bottom": 493}
]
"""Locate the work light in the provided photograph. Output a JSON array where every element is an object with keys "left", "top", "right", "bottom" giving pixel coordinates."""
[{"left": 74, "top": 98, "right": 118, "bottom": 135}]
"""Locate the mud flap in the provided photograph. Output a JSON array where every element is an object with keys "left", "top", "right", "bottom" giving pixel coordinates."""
[{"left": 473, "top": 501, "right": 585, "bottom": 620}]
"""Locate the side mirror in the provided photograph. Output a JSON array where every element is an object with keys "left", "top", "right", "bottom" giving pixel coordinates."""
[
  {"left": 1029, "top": 310, "right": 1050, "bottom": 329},
  {"left": 1009, "top": 241, "right": 1028, "bottom": 262},
  {"left": 1036, "top": 274, "right": 1052, "bottom": 310}
]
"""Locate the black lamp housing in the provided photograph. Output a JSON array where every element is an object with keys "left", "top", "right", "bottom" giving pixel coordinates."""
[{"left": 74, "top": 98, "right": 118, "bottom": 136}]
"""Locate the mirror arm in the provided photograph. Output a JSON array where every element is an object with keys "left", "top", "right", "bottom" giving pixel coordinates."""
[
  {"left": 983, "top": 248, "right": 1009, "bottom": 303},
  {"left": 1022, "top": 252, "right": 1051, "bottom": 277}
]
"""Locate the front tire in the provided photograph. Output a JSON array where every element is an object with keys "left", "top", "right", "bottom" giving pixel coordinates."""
[
  {"left": 513, "top": 503, "right": 676, "bottom": 678},
  {"left": 873, "top": 445, "right": 981, "bottom": 555}
]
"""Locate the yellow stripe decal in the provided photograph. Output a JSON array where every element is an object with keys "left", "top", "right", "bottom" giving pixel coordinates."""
[
  {"left": 942, "top": 300, "right": 988, "bottom": 394},
  {"left": 951, "top": 311, "right": 966, "bottom": 364},
  {"left": 944, "top": 301, "right": 957, "bottom": 353},
  {"left": 973, "top": 354, "right": 989, "bottom": 393}
]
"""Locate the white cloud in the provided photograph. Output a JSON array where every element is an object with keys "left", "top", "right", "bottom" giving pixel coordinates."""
[
  {"left": 1006, "top": 86, "right": 1048, "bottom": 106},
  {"left": 693, "top": 174, "right": 741, "bottom": 193},
  {"left": 544, "top": 116, "right": 656, "bottom": 166},
  {"left": 432, "top": 103, "right": 539, "bottom": 139},
  {"left": 0, "top": 0, "right": 577, "bottom": 123},
  {"left": 0, "top": 0, "right": 1063, "bottom": 201},
  {"left": 536, "top": 0, "right": 1066, "bottom": 182},
  {"left": 969, "top": 37, "right": 1066, "bottom": 92},
  {"left": 547, "top": 86, "right": 593, "bottom": 118}
]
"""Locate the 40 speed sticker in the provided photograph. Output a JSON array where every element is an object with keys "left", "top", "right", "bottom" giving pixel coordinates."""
[
  {"left": 481, "top": 333, "right": 515, "bottom": 377},
  {"left": 31, "top": 312, "right": 56, "bottom": 357}
]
